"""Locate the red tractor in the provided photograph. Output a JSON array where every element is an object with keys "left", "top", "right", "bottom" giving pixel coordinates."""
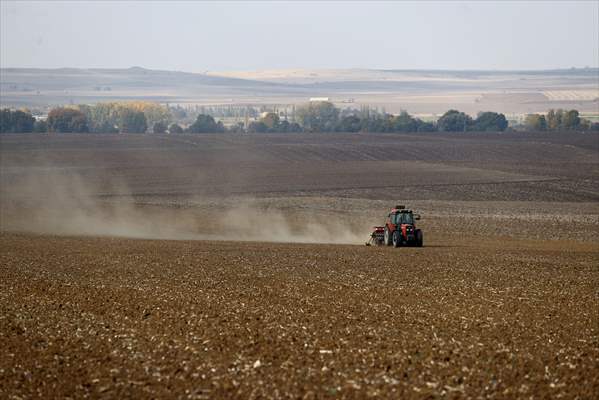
[{"left": 367, "top": 205, "right": 423, "bottom": 247}]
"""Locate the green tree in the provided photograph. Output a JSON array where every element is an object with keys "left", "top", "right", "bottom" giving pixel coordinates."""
[
  {"left": 0, "top": 109, "right": 36, "bottom": 133},
  {"left": 277, "top": 120, "right": 290, "bottom": 133},
  {"left": 473, "top": 112, "right": 508, "bottom": 132},
  {"left": 228, "top": 122, "right": 246, "bottom": 133},
  {"left": 296, "top": 101, "right": 339, "bottom": 132},
  {"left": 392, "top": 111, "right": 419, "bottom": 132},
  {"left": 546, "top": 109, "right": 563, "bottom": 130},
  {"left": 437, "top": 110, "right": 473, "bottom": 132},
  {"left": 260, "top": 112, "right": 280, "bottom": 130},
  {"left": 0, "top": 109, "right": 10, "bottom": 133},
  {"left": 153, "top": 121, "right": 167, "bottom": 134},
  {"left": 33, "top": 119, "right": 48, "bottom": 133},
  {"left": 119, "top": 109, "right": 147, "bottom": 133},
  {"left": 361, "top": 113, "right": 394, "bottom": 133},
  {"left": 77, "top": 103, "right": 118, "bottom": 133},
  {"left": 545, "top": 109, "right": 582, "bottom": 131},
  {"left": 47, "top": 108, "right": 89, "bottom": 133},
  {"left": 524, "top": 114, "right": 547, "bottom": 131},
  {"left": 287, "top": 122, "right": 303, "bottom": 133},
  {"left": 562, "top": 110, "right": 580, "bottom": 130},
  {"left": 131, "top": 102, "right": 172, "bottom": 128},
  {"left": 187, "top": 114, "right": 224, "bottom": 133},
  {"left": 337, "top": 115, "right": 362, "bottom": 132},
  {"left": 579, "top": 119, "right": 590, "bottom": 131},
  {"left": 275, "top": 120, "right": 302, "bottom": 133},
  {"left": 415, "top": 120, "right": 436, "bottom": 132},
  {"left": 247, "top": 121, "right": 268, "bottom": 133},
  {"left": 13, "top": 110, "right": 35, "bottom": 132},
  {"left": 168, "top": 123, "right": 183, "bottom": 134},
  {"left": 78, "top": 102, "right": 170, "bottom": 133}
]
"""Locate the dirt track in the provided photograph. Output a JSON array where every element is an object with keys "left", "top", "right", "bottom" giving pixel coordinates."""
[{"left": 1, "top": 132, "right": 599, "bottom": 398}]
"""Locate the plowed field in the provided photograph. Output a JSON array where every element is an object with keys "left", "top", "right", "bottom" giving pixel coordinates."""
[{"left": 1, "top": 132, "right": 598, "bottom": 399}]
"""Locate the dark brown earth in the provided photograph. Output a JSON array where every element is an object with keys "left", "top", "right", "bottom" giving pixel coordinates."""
[
  {"left": 2, "top": 234, "right": 598, "bottom": 399},
  {"left": 1, "top": 132, "right": 598, "bottom": 399},
  {"left": 1, "top": 131, "right": 598, "bottom": 201}
]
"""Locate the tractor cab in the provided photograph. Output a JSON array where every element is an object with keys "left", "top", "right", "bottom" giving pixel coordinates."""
[
  {"left": 389, "top": 209, "right": 416, "bottom": 225},
  {"left": 386, "top": 205, "right": 419, "bottom": 227}
]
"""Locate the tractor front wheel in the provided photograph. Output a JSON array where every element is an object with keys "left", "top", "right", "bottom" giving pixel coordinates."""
[
  {"left": 415, "top": 230, "right": 423, "bottom": 247},
  {"left": 384, "top": 227, "right": 393, "bottom": 246},
  {"left": 392, "top": 230, "right": 402, "bottom": 248}
]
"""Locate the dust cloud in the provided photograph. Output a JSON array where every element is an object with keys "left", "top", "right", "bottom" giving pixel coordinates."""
[
  {"left": 0, "top": 170, "right": 199, "bottom": 240},
  {"left": 219, "top": 205, "right": 368, "bottom": 245},
  {"left": 0, "top": 169, "right": 369, "bottom": 245}
]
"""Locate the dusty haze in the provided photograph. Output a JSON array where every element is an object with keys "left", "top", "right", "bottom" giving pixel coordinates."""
[{"left": 0, "top": 164, "right": 370, "bottom": 245}]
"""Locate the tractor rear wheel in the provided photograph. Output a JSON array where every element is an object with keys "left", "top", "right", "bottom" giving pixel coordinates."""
[
  {"left": 384, "top": 227, "right": 392, "bottom": 246},
  {"left": 415, "top": 230, "right": 423, "bottom": 247},
  {"left": 392, "top": 230, "right": 401, "bottom": 248}
]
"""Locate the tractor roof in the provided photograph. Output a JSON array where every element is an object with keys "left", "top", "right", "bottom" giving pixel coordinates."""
[
  {"left": 391, "top": 208, "right": 413, "bottom": 213},
  {"left": 391, "top": 205, "right": 414, "bottom": 213}
]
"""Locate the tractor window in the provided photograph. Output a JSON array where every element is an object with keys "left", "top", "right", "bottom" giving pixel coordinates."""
[{"left": 399, "top": 213, "right": 414, "bottom": 224}]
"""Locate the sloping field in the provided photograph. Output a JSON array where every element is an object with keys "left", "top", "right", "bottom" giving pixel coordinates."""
[
  {"left": 2, "top": 132, "right": 598, "bottom": 242},
  {"left": 1, "top": 132, "right": 598, "bottom": 200}
]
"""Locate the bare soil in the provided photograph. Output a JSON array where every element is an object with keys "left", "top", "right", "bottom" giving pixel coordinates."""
[{"left": 1, "top": 132, "right": 598, "bottom": 399}]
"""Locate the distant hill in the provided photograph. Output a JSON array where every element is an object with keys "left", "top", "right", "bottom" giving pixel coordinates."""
[
  {"left": 1, "top": 67, "right": 598, "bottom": 115},
  {"left": 208, "top": 67, "right": 599, "bottom": 84},
  {"left": 0, "top": 66, "right": 288, "bottom": 92}
]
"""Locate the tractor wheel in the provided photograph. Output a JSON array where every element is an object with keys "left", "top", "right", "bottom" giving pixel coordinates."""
[
  {"left": 415, "top": 230, "right": 423, "bottom": 247},
  {"left": 392, "top": 230, "right": 401, "bottom": 248},
  {"left": 384, "top": 227, "right": 392, "bottom": 246}
]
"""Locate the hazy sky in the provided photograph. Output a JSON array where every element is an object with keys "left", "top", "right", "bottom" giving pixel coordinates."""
[{"left": 1, "top": 1, "right": 598, "bottom": 71}]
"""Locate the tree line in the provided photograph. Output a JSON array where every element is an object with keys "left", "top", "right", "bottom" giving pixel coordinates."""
[
  {"left": 1, "top": 101, "right": 597, "bottom": 134},
  {"left": 0, "top": 102, "right": 171, "bottom": 134},
  {"left": 245, "top": 103, "right": 596, "bottom": 133},
  {"left": 523, "top": 109, "right": 596, "bottom": 131}
]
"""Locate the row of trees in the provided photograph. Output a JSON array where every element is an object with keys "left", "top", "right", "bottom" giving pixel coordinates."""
[
  {"left": 42, "top": 107, "right": 150, "bottom": 134},
  {"left": 523, "top": 109, "right": 597, "bottom": 131},
  {"left": 1, "top": 102, "right": 172, "bottom": 134},
  {"left": 291, "top": 102, "right": 508, "bottom": 133},
  {"left": 0, "top": 109, "right": 37, "bottom": 133},
  {"left": 76, "top": 102, "right": 171, "bottom": 133},
  {"left": 247, "top": 112, "right": 303, "bottom": 133},
  {"left": 2, "top": 102, "right": 597, "bottom": 134},
  {"left": 0, "top": 106, "right": 224, "bottom": 135}
]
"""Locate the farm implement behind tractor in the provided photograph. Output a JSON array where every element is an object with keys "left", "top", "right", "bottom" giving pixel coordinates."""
[{"left": 367, "top": 205, "right": 423, "bottom": 247}]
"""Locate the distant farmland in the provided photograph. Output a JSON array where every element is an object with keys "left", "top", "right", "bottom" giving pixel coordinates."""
[{"left": 1, "top": 67, "right": 598, "bottom": 116}]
